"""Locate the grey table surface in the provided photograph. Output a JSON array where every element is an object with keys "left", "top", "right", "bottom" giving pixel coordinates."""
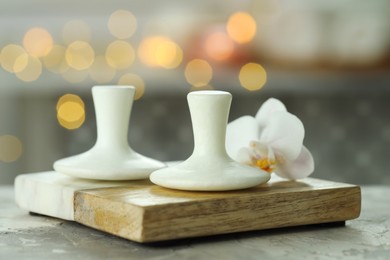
[{"left": 1, "top": 185, "right": 389, "bottom": 260}]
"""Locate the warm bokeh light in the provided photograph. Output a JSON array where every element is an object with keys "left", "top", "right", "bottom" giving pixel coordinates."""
[
  {"left": 0, "top": 135, "right": 23, "bottom": 163},
  {"left": 62, "top": 68, "right": 88, "bottom": 83},
  {"left": 43, "top": 45, "right": 68, "bottom": 73},
  {"left": 65, "top": 41, "right": 95, "bottom": 70},
  {"left": 138, "top": 36, "right": 163, "bottom": 66},
  {"left": 57, "top": 94, "right": 85, "bottom": 130},
  {"left": 0, "top": 44, "right": 27, "bottom": 73},
  {"left": 239, "top": 62, "right": 267, "bottom": 91},
  {"left": 105, "top": 40, "right": 135, "bottom": 70},
  {"left": 205, "top": 31, "right": 234, "bottom": 61},
  {"left": 155, "top": 40, "right": 183, "bottom": 69},
  {"left": 227, "top": 12, "right": 257, "bottom": 44},
  {"left": 23, "top": 27, "right": 53, "bottom": 57},
  {"left": 117, "top": 73, "right": 145, "bottom": 100},
  {"left": 138, "top": 36, "right": 183, "bottom": 68},
  {"left": 185, "top": 59, "right": 213, "bottom": 87},
  {"left": 15, "top": 56, "right": 42, "bottom": 82},
  {"left": 56, "top": 94, "right": 84, "bottom": 111},
  {"left": 13, "top": 53, "right": 29, "bottom": 73},
  {"left": 108, "top": 10, "right": 137, "bottom": 39},
  {"left": 62, "top": 20, "right": 92, "bottom": 44},
  {"left": 90, "top": 55, "right": 116, "bottom": 83}
]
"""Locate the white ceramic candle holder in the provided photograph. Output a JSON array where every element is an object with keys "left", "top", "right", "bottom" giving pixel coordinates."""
[
  {"left": 54, "top": 86, "right": 166, "bottom": 180},
  {"left": 150, "top": 91, "right": 270, "bottom": 191}
]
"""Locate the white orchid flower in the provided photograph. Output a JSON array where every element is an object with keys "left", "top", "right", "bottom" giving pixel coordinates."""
[{"left": 226, "top": 98, "right": 314, "bottom": 180}]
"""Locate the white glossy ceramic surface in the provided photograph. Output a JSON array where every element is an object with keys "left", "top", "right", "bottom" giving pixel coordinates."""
[
  {"left": 150, "top": 91, "right": 270, "bottom": 191},
  {"left": 54, "top": 86, "right": 165, "bottom": 180}
]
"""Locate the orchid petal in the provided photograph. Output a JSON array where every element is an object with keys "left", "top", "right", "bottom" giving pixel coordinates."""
[
  {"left": 236, "top": 147, "right": 253, "bottom": 164},
  {"left": 255, "top": 98, "right": 287, "bottom": 128},
  {"left": 274, "top": 146, "right": 314, "bottom": 180},
  {"left": 259, "top": 111, "right": 304, "bottom": 161},
  {"left": 226, "top": 116, "right": 258, "bottom": 160}
]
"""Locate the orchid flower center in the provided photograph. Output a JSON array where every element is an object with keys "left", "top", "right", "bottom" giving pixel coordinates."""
[
  {"left": 251, "top": 157, "right": 276, "bottom": 173},
  {"left": 248, "top": 141, "right": 276, "bottom": 173}
]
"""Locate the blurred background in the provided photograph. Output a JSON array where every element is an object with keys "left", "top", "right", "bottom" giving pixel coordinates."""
[{"left": 0, "top": 0, "right": 389, "bottom": 185}]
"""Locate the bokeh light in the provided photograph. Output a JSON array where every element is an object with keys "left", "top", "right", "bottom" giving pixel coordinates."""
[
  {"left": 43, "top": 44, "right": 68, "bottom": 73},
  {"left": 185, "top": 59, "right": 213, "bottom": 87},
  {"left": 108, "top": 10, "right": 137, "bottom": 39},
  {"left": 0, "top": 44, "right": 27, "bottom": 73},
  {"left": 15, "top": 56, "right": 42, "bottom": 82},
  {"left": 117, "top": 73, "right": 145, "bottom": 100},
  {"left": 227, "top": 12, "right": 257, "bottom": 44},
  {"left": 62, "top": 20, "right": 92, "bottom": 44},
  {"left": 155, "top": 40, "right": 183, "bottom": 69},
  {"left": 205, "top": 31, "right": 234, "bottom": 61},
  {"left": 138, "top": 36, "right": 183, "bottom": 68},
  {"left": 56, "top": 93, "right": 84, "bottom": 110},
  {"left": 239, "top": 62, "right": 267, "bottom": 91},
  {"left": 57, "top": 94, "right": 85, "bottom": 130},
  {"left": 65, "top": 41, "right": 95, "bottom": 70},
  {"left": 0, "top": 135, "right": 23, "bottom": 163},
  {"left": 105, "top": 40, "right": 135, "bottom": 70},
  {"left": 13, "top": 53, "right": 29, "bottom": 73},
  {"left": 90, "top": 55, "right": 116, "bottom": 83},
  {"left": 23, "top": 27, "right": 53, "bottom": 57}
]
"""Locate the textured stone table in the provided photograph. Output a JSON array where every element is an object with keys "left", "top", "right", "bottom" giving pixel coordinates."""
[{"left": 1, "top": 185, "right": 389, "bottom": 259}]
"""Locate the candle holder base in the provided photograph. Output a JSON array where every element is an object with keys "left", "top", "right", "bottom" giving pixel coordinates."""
[
  {"left": 54, "top": 149, "right": 165, "bottom": 181},
  {"left": 54, "top": 85, "right": 165, "bottom": 180},
  {"left": 150, "top": 159, "right": 270, "bottom": 191}
]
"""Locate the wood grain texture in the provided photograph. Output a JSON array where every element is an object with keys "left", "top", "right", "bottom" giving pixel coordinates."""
[{"left": 74, "top": 177, "right": 361, "bottom": 243}]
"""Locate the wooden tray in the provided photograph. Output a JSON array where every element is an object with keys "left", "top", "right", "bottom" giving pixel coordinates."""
[
  {"left": 74, "top": 178, "right": 361, "bottom": 243},
  {"left": 15, "top": 172, "right": 361, "bottom": 243}
]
